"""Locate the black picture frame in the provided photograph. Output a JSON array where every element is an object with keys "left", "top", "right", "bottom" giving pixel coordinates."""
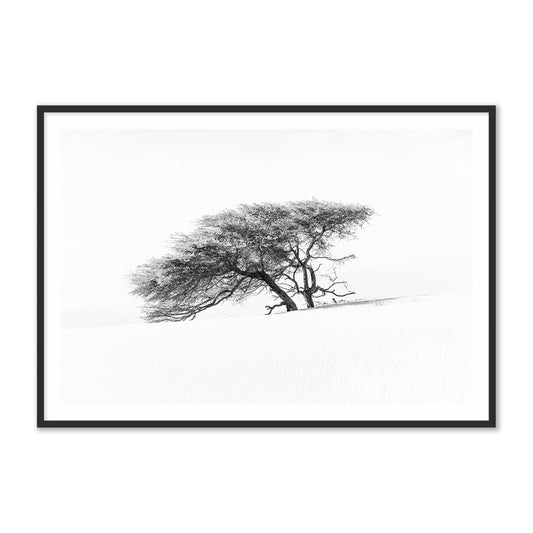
[{"left": 37, "top": 105, "right": 496, "bottom": 428}]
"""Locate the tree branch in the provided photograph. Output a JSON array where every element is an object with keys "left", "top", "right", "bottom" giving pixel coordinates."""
[
  {"left": 265, "top": 302, "right": 286, "bottom": 315},
  {"left": 309, "top": 253, "right": 356, "bottom": 263}
]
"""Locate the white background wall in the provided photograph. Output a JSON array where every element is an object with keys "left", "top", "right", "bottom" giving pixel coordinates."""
[{"left": 0, "top": 1, "right": 528, "bottom": 531}]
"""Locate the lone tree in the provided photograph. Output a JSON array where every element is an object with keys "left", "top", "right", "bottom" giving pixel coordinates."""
[{"left": 131, "top": 200, "right": 374, "bottom": 322}]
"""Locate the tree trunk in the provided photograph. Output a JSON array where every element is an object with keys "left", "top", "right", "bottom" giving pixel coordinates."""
[
  {"left": 262, "top": 273, "right": 298, "bottom": 311},
  {"left": 302, "top": 266, "right": 316, "bottom": 308},
  {"left": 303, "top": 291, "right": 315, "bottom": 308}
]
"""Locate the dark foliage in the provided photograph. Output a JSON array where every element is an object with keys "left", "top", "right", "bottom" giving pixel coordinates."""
[{"left": 131, "top": 200, "right": 374, "bottom": 321}]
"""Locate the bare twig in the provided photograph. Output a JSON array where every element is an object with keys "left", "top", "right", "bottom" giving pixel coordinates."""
[{"left": 265, "top": 302, "right": 286, "bottom": 315}]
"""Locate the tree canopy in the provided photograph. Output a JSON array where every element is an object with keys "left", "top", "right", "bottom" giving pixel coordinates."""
[{"left": 131, "top": 199, "right": 374, "bottom": 321}]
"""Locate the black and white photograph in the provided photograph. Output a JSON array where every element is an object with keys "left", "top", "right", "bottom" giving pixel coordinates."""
[
  {"left": 38, "top": 106, "right": 494, "bottom": 426},
  {"left": 10, "top": 2, "right": 533, "bottom": 532}
]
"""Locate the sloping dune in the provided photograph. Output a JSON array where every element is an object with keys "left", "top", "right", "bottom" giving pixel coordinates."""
[{"left": 61, "top": 293, "right": 472, "bottom": 405}]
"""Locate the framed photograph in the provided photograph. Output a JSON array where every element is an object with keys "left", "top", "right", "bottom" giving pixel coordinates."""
[{"left": 37, "top": 105, "right": 495, "bottom": 427}]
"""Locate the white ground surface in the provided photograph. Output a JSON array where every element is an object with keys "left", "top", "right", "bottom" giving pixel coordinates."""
[{"left": 61, "top": 293, "right": 471, "bottom": 405}]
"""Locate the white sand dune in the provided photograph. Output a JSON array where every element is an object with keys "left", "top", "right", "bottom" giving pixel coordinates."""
[{"left": 61, "top": 293, "right": 472, "bottom": 406}]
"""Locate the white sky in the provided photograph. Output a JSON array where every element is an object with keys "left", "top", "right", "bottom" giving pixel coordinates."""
[{"left": 57, "top": 123, "right": 473, "bottom": 327}]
